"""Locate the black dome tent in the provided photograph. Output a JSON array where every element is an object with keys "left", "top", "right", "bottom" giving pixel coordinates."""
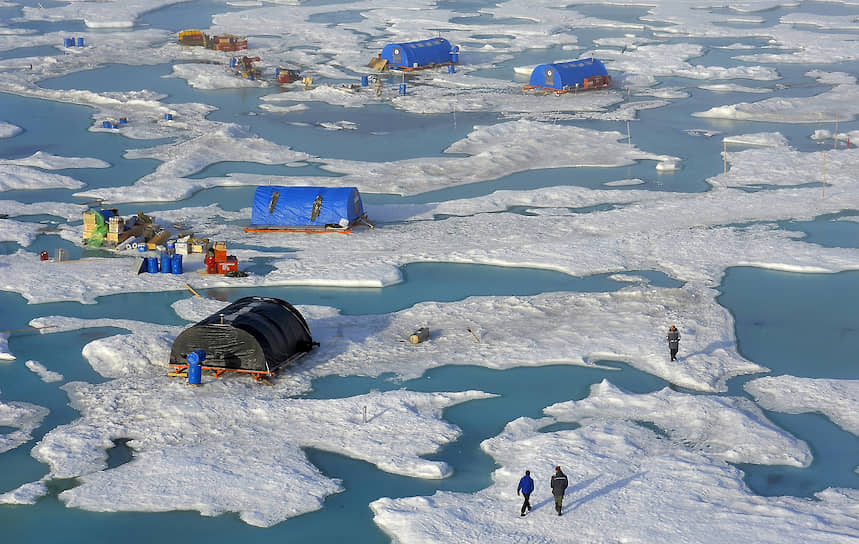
[{"left": 169, "top": 296, "right": 318, "bottom": 380}]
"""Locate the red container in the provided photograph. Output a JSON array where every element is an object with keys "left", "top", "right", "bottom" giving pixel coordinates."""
[{"left": 217, "top": 256, "right": 238, "bottom": 274}]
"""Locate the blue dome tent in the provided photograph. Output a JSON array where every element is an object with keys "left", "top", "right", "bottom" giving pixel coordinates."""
[
  {"left": 525, "top": 58, "right": 612, "bottom": 93},
  {"left": 246, "top": 186, "right": 368, "bottom": 233},
  {"left": 373, "top": 37, "right": 457, "bottom": 70}
]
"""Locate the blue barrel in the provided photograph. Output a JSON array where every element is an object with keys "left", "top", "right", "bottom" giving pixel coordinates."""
[
  {"left": 230, "top": 57, "right": 237, "bottom": 68},
  {"left": 448, "top": 64, "right": 455, "bottom": 74},
  {"left": 399, "top": 83, "right": 407, "bottom": 95},
  {"left": 119, "top": 118, "right": 127, "bottom": 124},
  {"left": 102, "top": 121, "right": 111, "bottom": 128},
  {"left": 77, "top": 37, "right": 84, "bottom": 47},
  {"left": 138, "top": 244, "right": 147, "bottom": 254},
  {"left": 164, "top": 113, "right": 173, "bottom": 120},
  {"left": 171, "top": 253, "right": 183, "bottom": 274},
  {"left": 361, "top": 75, "right": 368, "bottom": 86},
  {"left": 187, "top": 362, "right": 202, "bottom": 385},
  {"left": 64, "top": 38, "right": 73, "bottom": 47},
  {"left": 450, "top": 46, "right": 459, "bottom": 63},
  {"left": 187, "top": 349, "right": 206, "bottom": 365},
  {"left": 160, "top": 253, "right": 170, "bottom": 273},
  {"left": 146, "top": 256, "right": 159, "bottom": 273}
]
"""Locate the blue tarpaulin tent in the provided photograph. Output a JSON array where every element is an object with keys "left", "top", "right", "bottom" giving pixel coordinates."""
[
  {"left": 379, "top": 37, "right": 455, "bottom": 69},
  {"left": 248, "top": 186, "right": 366, "bottom": 232},
  {"left": 527, "top": 58, "right": 611, "bottom": 91}
]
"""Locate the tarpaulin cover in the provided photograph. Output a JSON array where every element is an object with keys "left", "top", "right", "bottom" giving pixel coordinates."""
[
  {"left": 380, "top": 37, "right": 452, "bottom": 68},
  {"left": 250, "top": 186, "right": 365, "bottom": 228},
  {"left": 169, "top": 296, "right": 315, "bottom": 372},
  {"left": 528, "top": 58, "right": 609, "bottom": 90}
]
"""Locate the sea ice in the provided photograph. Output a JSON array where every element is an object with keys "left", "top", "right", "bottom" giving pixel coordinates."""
[
  {"left": 695, "top": 71, "right": 859, "bottom": 123},
  {"left": 746, "top": 376, "right": 859, "bottom": 437},
  {"left": 545, "top": 380, "right": 811, "bottom": 466},
  {"left": 24, "top": 360, "right": 63, "bottom": 383},
  {"left": 29, "top": 379, "right": 490, "bottom": 526},
  {"left": 371, "top": 416, "right": 859, "bottom": 543},
  {"left": 0, "top": 165, "right": 85, "bottom": 191},
  {"left": 0, "top": 151, "right": 110, "bottom": 170},
  {"left": 0, "top": 333, "right": 12, "bottom": 361},
  {"left": 0, "top": 121, "right": 22, "bottom": 139},
  {"left": 0, "top": 391, "right": 49, "bottom": 455}
]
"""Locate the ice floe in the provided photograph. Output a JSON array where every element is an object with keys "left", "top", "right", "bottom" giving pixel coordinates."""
[
  {"left": 545, "top": 380, "right": 811, "bottom": 466},
  {"left": 695, "top": 71, "right": 859, "bottom": 123},
  {"left": 24, "top": 360, "right": 63, "bottom": 383},
  {"left": 29, "top": 380, "right": 490, "bottom": 526},
  {"left": 0, "top": 151, "right": 110, "bottom": 170},
  {"left": 746, "top": 376, "right": 859, "bottom": 437},
  {"left": 0, "top": 121, "right": 22, "bottom": 138},
  {"left": 0, "top": 390, "right": 49, "bottom": 454},
  {"left": 0, "top": 165, "right": 85, "bottom": 191},
  {"left": 371, "top": 416, "right": 859, "bottom": 543}
]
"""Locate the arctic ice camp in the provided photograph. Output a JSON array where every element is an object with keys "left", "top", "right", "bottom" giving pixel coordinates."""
[{"left": 3, "top": 1, "right": 859, "bottom": 543}]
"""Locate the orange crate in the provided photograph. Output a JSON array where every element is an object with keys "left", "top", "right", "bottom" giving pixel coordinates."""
[{"left": 217, "top": 257, "right": 238, "bottom": 274}]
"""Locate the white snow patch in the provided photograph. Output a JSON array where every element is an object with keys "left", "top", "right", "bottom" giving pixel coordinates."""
[
  {"left": 723, "top": 132, "right": 789, "bottom": 147},
  {"left": 0, "top": 121, "right": 22, "bottom": 138},
  {"left": 0, "top": 165, "right": 85, "bottom": 191},
  {"left": 372, "top": 416, "right": 859, "bottom": 543},
  {"left": 0, "top": 391, "right": 49, "bottom": 454},
  {"left": 24, "top": 360, "right": 64, "bottom": 383},
  {"left": 30, "top": 380, "right": 490, "bottom": 526},
  {"left": 545, "top": 380, "right": 811, "bottom": 466},
  {"left": 0, "top": 151, "right": 110, "bottom": 170},
  {"left": 746, "top": 376, "right": 859, "bottom": 437}
]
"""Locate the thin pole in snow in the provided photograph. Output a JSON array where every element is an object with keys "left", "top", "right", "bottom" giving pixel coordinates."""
[
  {"left": 834, "top": 117, "right": 839, "bottom": 149},
  {"left": 822, "top": 150, "right": 826, "bottom": 199},
  {"left": 363, "top": 406, "right": 367, "bottom": 424},
  {"left": 627, "top": 121, "right": 631, "bottom": 145}
]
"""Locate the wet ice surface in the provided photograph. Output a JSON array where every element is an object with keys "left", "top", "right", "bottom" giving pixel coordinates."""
[{"left": 2, "top": 0, "right": 859, "bottom": 541}]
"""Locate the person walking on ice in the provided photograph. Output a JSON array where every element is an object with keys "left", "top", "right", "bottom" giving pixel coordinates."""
[
  {"left": 550, "top": 466, "right": 568, "bottom": 516},
  {"left": 517, "top": 470, "right": 534, "bottom": 516},
  {"left": 667, "top": 325, "right": 680, "bottom": 361}
]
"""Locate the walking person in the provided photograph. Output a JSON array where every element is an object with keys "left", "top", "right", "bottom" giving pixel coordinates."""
[
  {"left": 550, "top": 466, "right": 568, "bottom": 516},
  {"left": 517, "top": 470, "right": 534, "bottom": 516},
  {"left": 667, "top": 325, "right": 680, "bottom": 361}
]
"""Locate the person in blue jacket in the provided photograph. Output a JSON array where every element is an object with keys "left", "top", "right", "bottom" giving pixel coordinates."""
[{"left": 517, "top": 470, "right": 534, "bottom": 516}]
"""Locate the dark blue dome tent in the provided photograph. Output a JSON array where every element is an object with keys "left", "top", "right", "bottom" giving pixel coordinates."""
[
  {"left": 370, "top": 37, "right": 458, "bottom": 71},
  {"left": 245, "top": 186, "right": 370, "bottom": 233},
  {"left": 169, "top": 296, "right": 318, "bottom": 381},
  {"left": 523, "top": 58, "right": 612, "bottom": 94}
]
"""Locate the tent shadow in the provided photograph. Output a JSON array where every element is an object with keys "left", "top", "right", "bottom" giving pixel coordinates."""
[
  {"left": 283, "top": 312, "right": 398, "bottom": 378},
  {"left": 683, "top": 339, "right": 734, "bottom": 360}
]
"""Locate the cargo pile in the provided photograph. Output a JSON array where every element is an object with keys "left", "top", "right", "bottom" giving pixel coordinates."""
[
  {"left": 84, "top": 209, "right": 169, "bottom": 250},
  {"left": 178, "top": 30, "right": 248, "bottom": 51},
  {"left": 204, "top": 241, "right": 239, "bottom": 274},
  {"left": 230, "top": 56, "right": 262, "bottom": 80}
]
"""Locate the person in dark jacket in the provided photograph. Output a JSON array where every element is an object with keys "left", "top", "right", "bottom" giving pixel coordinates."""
[
  {"left": 550, "top": 466, "right": 568, "bottom": 515},
  {"left": 517, "top": 470, "right": 534, "bottom": 516},
  {"left": 667, "top": 325, "right": 680, "bottom": 361}
]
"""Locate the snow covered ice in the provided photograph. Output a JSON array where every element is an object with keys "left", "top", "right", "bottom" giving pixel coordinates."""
[{"left": 2, "top": 0, "right": 859, "bottom": 541}]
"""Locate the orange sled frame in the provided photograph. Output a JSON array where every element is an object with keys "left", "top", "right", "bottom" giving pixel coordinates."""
[{"left": 169, "top": 352, "right": 307, "bottom": 382}]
